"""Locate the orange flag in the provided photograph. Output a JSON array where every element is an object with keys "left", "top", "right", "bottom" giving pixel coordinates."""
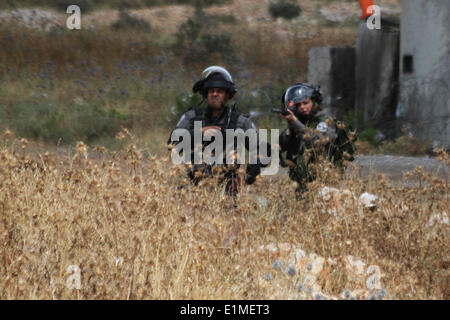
[{"left": 359, "top": 0, "right": 375, "bottom": 19}]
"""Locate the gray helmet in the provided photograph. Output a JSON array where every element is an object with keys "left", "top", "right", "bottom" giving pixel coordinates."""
[
  {"left": 282, "top": 83, "right": 322, "bottom": 111},
  {"left": 193, "top": 66, "right": 237, "bottom": 98}
]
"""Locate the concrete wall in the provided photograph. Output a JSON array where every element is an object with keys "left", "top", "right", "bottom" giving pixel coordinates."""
[
  {"left": 398, "top": 0, "right": 450, "bottom": 149},
  {"left": 308, "top": 47, "right": 355, "bottom": 118},
  {"left": 354, "top": 20, "right": 400, "bottom": 137}
]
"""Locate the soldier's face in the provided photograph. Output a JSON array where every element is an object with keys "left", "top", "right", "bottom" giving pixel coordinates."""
[
  {"left": 296, "top": 99, "right": 313, "bottom": 116},
  {"left": 207, "top": 88, "right": 228, "bottom": 109}
]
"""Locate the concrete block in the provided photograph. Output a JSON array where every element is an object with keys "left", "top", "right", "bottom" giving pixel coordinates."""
[
  {"left": 308, "top": 47, "right": 356, "bottom": 118},
  {"left": 398, "top": 0, "right": 450, "bottom": 149},
  {"left": 354, "top": 20, "right": 400, "bottom": 137}
]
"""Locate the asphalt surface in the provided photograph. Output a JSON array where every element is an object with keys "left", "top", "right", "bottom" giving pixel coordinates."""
[{"left": 346, "top": 155, "right": 449, "bottom": 186}]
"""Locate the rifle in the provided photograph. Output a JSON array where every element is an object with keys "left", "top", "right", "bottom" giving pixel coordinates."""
[
  {"left": 271, "top": 107, "right": 290, "bottom": 116},
  {"left": 225, "top": 102, "right": 237, "bottom": 130}
]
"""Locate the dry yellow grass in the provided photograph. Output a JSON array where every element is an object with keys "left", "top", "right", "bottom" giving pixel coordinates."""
[
  {"left": 0, "top": 135, "right": 448, "bottom": 300},
  {"left": 0, "top": 0, "right": 446, "bottom": 300}
]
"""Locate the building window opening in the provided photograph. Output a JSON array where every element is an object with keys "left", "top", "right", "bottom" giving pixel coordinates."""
[{"left": 403, "top": 55, "right": 413, "bottom": 74}]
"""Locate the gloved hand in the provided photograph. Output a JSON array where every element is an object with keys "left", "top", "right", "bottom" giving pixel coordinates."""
[{"left": 245, "top": 164, "right": 261, "bottom": 185}]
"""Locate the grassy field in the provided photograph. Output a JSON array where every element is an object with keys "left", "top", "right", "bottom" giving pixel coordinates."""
[
  {"left": 2, "top": 0, "right": 448, "bottom": 300},
  {"left": 0, "top": 0, "right": 413, "bottom": 155},
  {"left": 0, "top": 0, "right": 361, "bottom": 149}
]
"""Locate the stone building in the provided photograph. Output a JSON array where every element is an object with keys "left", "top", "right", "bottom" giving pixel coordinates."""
[
  {"left": 308, "top": 0, "right": 449, "bottom": 149},
  {"left": 397, "top": 0, "right": 449, "bottom": 149}
]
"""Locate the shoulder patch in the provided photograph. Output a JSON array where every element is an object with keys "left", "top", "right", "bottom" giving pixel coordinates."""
[{"left": 316, "top": 121, "right": 328, "bottom": 133}]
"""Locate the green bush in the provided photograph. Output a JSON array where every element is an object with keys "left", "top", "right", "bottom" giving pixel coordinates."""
[
  {"left": 0, "top": 101, "right": 131, "bottom": 144},
  {"left": 341, "top": 110, "right": 380, "bottom": 147},
  {"left": 268, "top": 0, "right": 302, "bottom": 20},
  {"left": 201, "top": 33, "right": 234, "bottom": 56},
  {"left": 112, "top": 10, "right": 151, "bottom": 32},
  {"left": 165, "top": 93, "right": 204, "bottom": 126},
  {"left": 236, "top": 84, "right": 285, "bottom": 113},
  {"left": 173, "top": 8, "right": 236, "bottom": 66},
  {"left": 358, "top": 126, "right": 376, "bottom": 145}
]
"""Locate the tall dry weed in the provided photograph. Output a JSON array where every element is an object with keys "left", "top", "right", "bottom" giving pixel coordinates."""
[{"left": 0, "top": 138, "right": 448, "bottom": 299}]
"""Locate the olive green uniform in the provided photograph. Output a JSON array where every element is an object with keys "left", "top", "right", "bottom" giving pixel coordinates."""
[
  {"left": 168, "top": 105, "right": 268, "bottom": 195},
  {"left": 280, "top": 109, "right": 354, "bottom": 195}
]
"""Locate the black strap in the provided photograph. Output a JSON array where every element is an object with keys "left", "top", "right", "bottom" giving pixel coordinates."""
[
  {"left": 189, "top": 107, "right": 241, "bottom": 131},
  {"left": 227, "top": 110, "right": 240, "bottom": 130},
  {"left": 190, "top": 107, "right": 206, "bottom": 127}
]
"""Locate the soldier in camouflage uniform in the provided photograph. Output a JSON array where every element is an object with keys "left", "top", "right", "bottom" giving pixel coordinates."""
[
  {"left": 278, "top": 83, "right": 356, "bottom": 197},
  {"left": 168, "top": 66, "right": 270, "bottom": 196}
]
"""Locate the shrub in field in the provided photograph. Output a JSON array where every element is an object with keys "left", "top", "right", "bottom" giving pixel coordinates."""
[
  {"left": 173, "top": 8, "right": 236, "bottom": 66},
  {"left": 165, "top": 93, "right": 204, "bottom": 125},
  {"left": 201, "top": 33, "right": 234, "bottom": 56},
  {"left": 357, "top": 125, "right": 379, "bottom": 147},
  {"left": 236, "top": 82, "right": 286, "bottom": 112},
  {"left": 112, "top": 10, "right": 151, "bottom": 32},
  {"left": 0, "top": 102, "right": 131, "bottom": 144},
  {"left": 342, "top": 110, "right": 383, "bottom": 150},
  {"left": 268, "top": 0, "right": 302, "bottom": 20}
]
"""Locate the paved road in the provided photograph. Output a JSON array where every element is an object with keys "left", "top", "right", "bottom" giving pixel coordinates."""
[
  {"left": 271, "top": 154, "right": 449, "bottom": 187},
  {"left": 347, "top": 155, "right": 449, "bottom": 186}
]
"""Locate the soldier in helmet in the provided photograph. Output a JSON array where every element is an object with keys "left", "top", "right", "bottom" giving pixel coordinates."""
[
  {"left": 277, "top": 83, "right": 356, "bottom": 197},
  {"left": 168, "top": 66, "right": 270, "bottom": 196}
]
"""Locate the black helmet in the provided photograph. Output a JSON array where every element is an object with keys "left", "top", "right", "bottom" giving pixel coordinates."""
[
  {"left": 282, "top": 83, "right": 322, "bottom": 112},
  {"left": 193, "top": 66, "right": 237, "bottom": 99}
]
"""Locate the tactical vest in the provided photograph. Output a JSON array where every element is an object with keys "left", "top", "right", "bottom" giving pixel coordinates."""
[
  {"left": 187, "top": 107, "right": 245, "bottom": 177},
  {"left": 281, "top": 114, "right": 357, "bottom": 186},
  {"left": 189, "top": 107, "right": 242, "bottom": 132}
]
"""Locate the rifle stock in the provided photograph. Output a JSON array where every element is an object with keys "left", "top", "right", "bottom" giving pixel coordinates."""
[{"left": 271, "top": 108, "right": 290, "bottom": 116}]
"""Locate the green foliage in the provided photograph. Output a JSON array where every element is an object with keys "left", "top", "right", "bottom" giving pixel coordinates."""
[
  {"left": 112, "top": 10, "right": 151, "bottom": 32},
  {"left": 165, "top": 93, "right": 204, "bottom": 125},
  {"left": 268, "top": 0, "right": 302, "bottom": 20},
  {"left": 228, "top": 81, "right": 287, "bottom": 130},
  {"left": 342, "top": 109, "right": 357, "bottom": 128},
  {"left": 236, "top": 82, "right": 286, "bottom": 113},
  {"left": 201, "top": 33, "right": 234, "bottom": 56},
  {"left": 173, "top": 8, "right": 236, "bottom": 66},
  {"left": 341, "top": 110, "right": 379, "bottom": 147},
  {"left": 0, "top": 101, "right": 131, "bottom": 144},
  {"left": 358, "top": 125, "right": 379, "bottom": 147}
]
